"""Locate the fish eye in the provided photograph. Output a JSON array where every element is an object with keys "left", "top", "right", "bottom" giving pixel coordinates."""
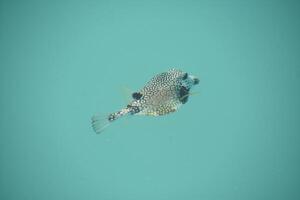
[{"left": 182, "top": 73, "right": 188, "bottom": 80}]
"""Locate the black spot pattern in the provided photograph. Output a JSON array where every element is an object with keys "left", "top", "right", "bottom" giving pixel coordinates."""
[
  {"left": 132, "top": 92, "right": 143, "bottom": 100},
  {"left": 108, "top": 113, "right": 116, "bottom": 121},
  {"left": 179, "top": 86, "right": 190, "bottom": 104},
  {"left": 182, "top": 73, "right": 188, "bottom": 80},
  {"left": 127, "top": 105, "right": 140, "bottom": 114},
  {"left": 125, "top": 69, "right": 195, "bottom": 116}
]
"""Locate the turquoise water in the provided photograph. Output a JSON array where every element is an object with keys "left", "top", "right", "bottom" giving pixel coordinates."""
[{"left": 1, "top": 0, "right": 300, "bottom": 199}]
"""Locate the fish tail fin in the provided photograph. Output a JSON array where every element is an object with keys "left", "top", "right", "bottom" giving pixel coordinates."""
[
  {"left": 91, "top": 114, "right": 111, "bottom": 134},
  {"left": 91, "top": 108, "right": 130, "bottom": 134}
]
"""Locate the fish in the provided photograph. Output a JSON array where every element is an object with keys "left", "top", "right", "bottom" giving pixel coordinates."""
[{"left": 92, "top": 68, "right": 199, "bottom": 133}]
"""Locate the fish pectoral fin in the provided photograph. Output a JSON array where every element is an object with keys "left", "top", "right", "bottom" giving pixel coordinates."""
[
  {"left": 189, "top": 91, "right": 200, "bottom": 96},
  {"left": 179, "top": 91, "right": 199, "bottom": 104},
  {"left": 145, "top": 112, "right": 159, "bottom": 116},
  {"left": 180, "top": 91, "right": 199, "bottom": 101}
]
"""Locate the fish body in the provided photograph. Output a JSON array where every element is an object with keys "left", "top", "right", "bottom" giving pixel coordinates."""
[{"left": 92, "top": 68, "right": 199, "bottom": 133}]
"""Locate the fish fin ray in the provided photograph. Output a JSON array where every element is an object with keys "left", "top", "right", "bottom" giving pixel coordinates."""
[
  {"left": 120, "top": 85, "right": 133, "bottom": 104},
  {"left": 91, "top": 113, "right": 110, "bottom": 134}
]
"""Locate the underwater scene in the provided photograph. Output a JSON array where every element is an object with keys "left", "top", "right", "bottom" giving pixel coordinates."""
[{"left": 1, "top": 0, "right": 299, "bottom": 199}]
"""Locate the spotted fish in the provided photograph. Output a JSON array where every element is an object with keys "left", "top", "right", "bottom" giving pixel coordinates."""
[{"left": 92, "top": 68, "right": 199, "bottom": 133}]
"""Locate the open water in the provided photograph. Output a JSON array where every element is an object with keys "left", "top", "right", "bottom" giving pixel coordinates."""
[{"left": 1, "top": 0, "right": 300, "bottom": 199}]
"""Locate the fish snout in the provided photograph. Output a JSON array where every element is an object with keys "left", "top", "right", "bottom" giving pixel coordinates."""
[{"left": 193, "top": 77, "right": 199, "bottom": 85}]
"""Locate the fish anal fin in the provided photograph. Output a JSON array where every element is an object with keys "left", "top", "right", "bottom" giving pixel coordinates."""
[{"left": 142, "top": 104, "right": 178, "bottom": 116}]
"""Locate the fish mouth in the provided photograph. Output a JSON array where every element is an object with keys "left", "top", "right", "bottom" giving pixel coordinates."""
[{"left": 194, "top": 78, "right": 199, "bottom": 85}]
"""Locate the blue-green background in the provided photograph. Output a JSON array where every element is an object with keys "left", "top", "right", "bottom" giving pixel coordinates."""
[{"left": 1, "top": 0, "right": 300, "bottom": 199}]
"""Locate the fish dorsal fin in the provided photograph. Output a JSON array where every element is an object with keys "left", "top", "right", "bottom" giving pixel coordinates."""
[
  {"left": 132, "top": 92, "right": 143, "bottom": 100},
  {"left": 120, "top": 85, "right": 133, "bottom": 104}
]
